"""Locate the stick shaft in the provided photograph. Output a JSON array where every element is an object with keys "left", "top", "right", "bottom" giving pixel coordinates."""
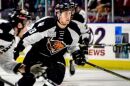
[{"left": 86, "top": 61, "right": 130, "bottom": 81}]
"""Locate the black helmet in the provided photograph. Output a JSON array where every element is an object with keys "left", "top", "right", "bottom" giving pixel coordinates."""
[
  {"left": 8, "top": 9, "right": 30, "bottom": 27},
  {"left": 73, "top": 0, "right": 82, "bottom": 7},
  {"left": 55, "top": 2, "right": 71, "bottom": 12},
  {"left": 69, "top": 1, "right": 78, "bottom": 8}
]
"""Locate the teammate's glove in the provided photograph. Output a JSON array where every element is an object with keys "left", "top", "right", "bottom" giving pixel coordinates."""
[
  {"left": 13, "top": 63, "right": 47, "bottom": 78},
  {"left": 30, "top": 64, "right": 47, "bottom": 78},
  {"left": 13, "top": 50, "right": 19, "bottom": 60},
  {"left": 13, "top": 43, "right": 25, "bottom": 60},
  {"left": 71, "top": 50, "right": 86, "bottom": 66}
]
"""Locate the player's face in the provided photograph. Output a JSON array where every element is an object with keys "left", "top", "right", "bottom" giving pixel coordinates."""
[
  {"left": 59, "top": 10, "right": 72, "bottom": 25},
  {"left": 17, "top": 22, "right": 23, "bottom": 29},
  {"left": 14, "top": 22, "right": 23, "bottom": 35}
]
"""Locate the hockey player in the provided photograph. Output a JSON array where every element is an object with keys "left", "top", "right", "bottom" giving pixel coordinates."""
[
  {"left": 14, "top": 2, "right": 91, "bottom": 86},
  {"left": 70, "top": 1, "right": 86, "bottom": 24},
  {"left": 0, "top": 9, "right": 44, "bottom": 86}
]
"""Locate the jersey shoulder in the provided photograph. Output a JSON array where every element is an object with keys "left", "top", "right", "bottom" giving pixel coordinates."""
[
  {"left": 0, "top": 19, "right": 13, "bottom": 32},
  {"left": 72, "top": 13, "right": 84, "bottom": 23},
  {"left": 33, "top": 16, "right": 56, "bottom": 31},
  {"left": 68, "top": 21, "right": 82, "bottom": 35},
  {"left": 0, "top": 19, "right": 9, "bottom": 24}
]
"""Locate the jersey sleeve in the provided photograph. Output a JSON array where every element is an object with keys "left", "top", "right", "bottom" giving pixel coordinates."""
[
  {"left": 0, "top": 46, "right": 20, "bottom": 73},
  {"left": 77, "top": 22, "right": 93, "bottom": 45},
  {"left": 21, "top": 16, "right": 54, "bottom": 47},
  {"left": 14, "top": 18, "right": 50, "bottom": 59}
]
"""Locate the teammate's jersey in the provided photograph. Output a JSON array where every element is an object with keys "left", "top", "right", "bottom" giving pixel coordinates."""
[
  {"left": 72, "top": 10, "right": 86, "bottom": 24},
  {"left": 15, "top": 16, "right": 90, "bottom": 57},
  {"left": 0, "top": 19, "right": 20, "bottom": 73}
]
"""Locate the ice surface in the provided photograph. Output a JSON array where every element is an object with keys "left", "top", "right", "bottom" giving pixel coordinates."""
[{"left": 0, "top": 67, "right": 130, "bottom": 86}]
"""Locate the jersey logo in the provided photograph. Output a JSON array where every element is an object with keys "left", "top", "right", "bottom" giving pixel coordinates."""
[{"left": 47, "top": 38, "right": 66, "bottom": 54}]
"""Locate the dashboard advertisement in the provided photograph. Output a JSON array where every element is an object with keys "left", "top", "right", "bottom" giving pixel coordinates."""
[{"left": 87, "top": 23, "right": 130, "bottom": 60}]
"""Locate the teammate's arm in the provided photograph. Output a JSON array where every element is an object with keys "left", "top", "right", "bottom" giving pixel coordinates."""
[
  {"left": 14, "top": 20, "right": 48, "bottom": 59},
  {"left": 69, "top": 23, "right": 92, "bottom": 66}
]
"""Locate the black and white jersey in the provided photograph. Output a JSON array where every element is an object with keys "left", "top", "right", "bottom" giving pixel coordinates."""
[
  {"left": 72, "top": 10, "right": 86, "bottom": 24},
  {"left": 16, "top": 16, "right": 90, "bottom": 57},
  {"left": 0, "top": 19, "right": 20, "bottom": 73},
  {"left": 0, "top": 19, "right": 15, "bottom": 54}
]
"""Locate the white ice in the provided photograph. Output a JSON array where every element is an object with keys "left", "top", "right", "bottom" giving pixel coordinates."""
[{"left": 0, "top": 67, "right": 130, "bottom": 86}]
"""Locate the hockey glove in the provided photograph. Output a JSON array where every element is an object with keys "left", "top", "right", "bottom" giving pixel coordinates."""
[
  {"left": 30, "top": 64, "right": 47, "bottom": 78},
  {"left": 14, "top": 43, "right": 25, "bottom": 60},
  {"left": 72, "top": 50, "right": 86, "bottom": 66},
  {"left": 13, "top": 63, "right": 47, "bottom": 78},
  {"left": 13, "top": 50, "right": 20, "bottom": 60}
]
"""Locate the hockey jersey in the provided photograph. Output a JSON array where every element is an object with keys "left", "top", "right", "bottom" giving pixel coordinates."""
[
  {"left": 15, "top": 16, "right": 90, "bottom": 57},
  {"left": 0, "top": 19, "right": 21, "bottom": 73}
]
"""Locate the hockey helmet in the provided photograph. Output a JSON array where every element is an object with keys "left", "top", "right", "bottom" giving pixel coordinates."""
[
  {"left": 8, "top": 9, "right": 30, "bottom": 27},
  {"left": 55, "top": 2, "right": 71, "bottom": 12},
  {"left": 69, "top": 1, "right": 78, "bottom": 9}
]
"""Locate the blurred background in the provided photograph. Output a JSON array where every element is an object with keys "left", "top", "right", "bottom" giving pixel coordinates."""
[{"left": 0, "top": 0, "right": 130, "bottom": 23}]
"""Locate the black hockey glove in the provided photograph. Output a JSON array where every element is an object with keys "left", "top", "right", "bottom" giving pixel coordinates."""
[
  {"left": 72, "top": 50, "right": 86, "bottom": 66},
  {"left": 13, "top": 50, "right": 19, "bottom": 60},
  {"left": 13, "top": 43, "right": 25, "bottom": 60}
]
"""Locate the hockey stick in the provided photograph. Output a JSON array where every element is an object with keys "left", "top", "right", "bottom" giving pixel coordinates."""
[
  {"left": 85, "top": 61, "right": 130, "bottom": 81},
  {"left": 67, "top": 43, "right": 130, "bottom": 78},
  {"left": 0, "top": 76, "right": 15, "bottom": 86},
  {"left": 79, "top": 43, "right": 130, "bottom": 47},
  {"left": 69, "top": 59, "right": 130, "bottom": 81}
]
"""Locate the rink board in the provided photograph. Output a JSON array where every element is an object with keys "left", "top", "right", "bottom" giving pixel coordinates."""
[
  {"left": 65, "top": 58, "right": 130, "bottom": 70},
  {"left": 16, "top": 56, "right": 130, "bottom": 70}
]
